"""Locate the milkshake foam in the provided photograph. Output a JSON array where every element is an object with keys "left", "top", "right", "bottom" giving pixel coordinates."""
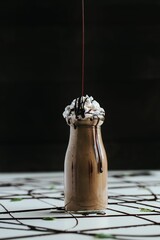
[{"left": 63, "top": 95, "right": 105, "bottom": 124}]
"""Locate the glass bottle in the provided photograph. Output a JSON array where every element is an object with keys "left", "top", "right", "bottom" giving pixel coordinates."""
[{"left": 64, "top": 118, "right": 108, "bottom": 212}]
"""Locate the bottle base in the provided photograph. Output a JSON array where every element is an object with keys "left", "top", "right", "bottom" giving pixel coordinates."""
[{"left": 65, "top": 209, "right": 107, "bottom": 215}]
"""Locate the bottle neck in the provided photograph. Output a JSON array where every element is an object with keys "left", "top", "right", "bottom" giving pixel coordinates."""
[{"left": 69, "top": 118, "right": 104, "bottom": 129}]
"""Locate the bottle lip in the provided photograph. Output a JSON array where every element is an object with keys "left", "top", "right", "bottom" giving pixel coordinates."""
[{"left": 69, "top": 117, "right": 104, "bottom": 127}]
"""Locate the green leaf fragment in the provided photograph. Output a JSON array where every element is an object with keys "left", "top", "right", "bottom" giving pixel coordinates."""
[
  {"left": 140, "top": 208, "right": 155, "bottom": 212},
  {"left": 95, "top": 233, "right": 115, "bottom": 239},
  {"left": 81, "top": 211, "right": 105, "bottom": 216},
  {"left": 10, "top": 198, "right": 23, "bottom": 202},
  {"left": 43, "top": 217, "right": 55, "bottom": 221}
]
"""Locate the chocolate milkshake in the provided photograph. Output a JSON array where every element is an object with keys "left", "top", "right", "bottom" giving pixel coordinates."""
[{"left": 63, "top": 95, "right": 108, "bottom": 212}]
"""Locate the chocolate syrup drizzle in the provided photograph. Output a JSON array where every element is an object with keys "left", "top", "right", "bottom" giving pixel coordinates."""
[
  {"left": 74, "top": 96, "right": 86, "bottom": 119},
  {"left": 74, "top": 96, "right": 103, "bottom": 173},
  {"left": 0, "top": 171, "right": 160, "bottom": 240}
]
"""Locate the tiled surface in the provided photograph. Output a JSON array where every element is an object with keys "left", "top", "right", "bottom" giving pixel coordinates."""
[{"left": 0, "top": 171, "right": 160, "bottom": 239}]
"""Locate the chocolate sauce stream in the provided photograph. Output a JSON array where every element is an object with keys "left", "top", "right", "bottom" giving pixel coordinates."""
[{"left": 81, "top": 0, "right": 85, "bottom": 96}]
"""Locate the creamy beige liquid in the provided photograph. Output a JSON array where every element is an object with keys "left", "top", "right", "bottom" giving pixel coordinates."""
[{"left": 64, "top": 119, "right": 108, "bottom": 212}]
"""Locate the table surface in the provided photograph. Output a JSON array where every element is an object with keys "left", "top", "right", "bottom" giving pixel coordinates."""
[{"left": 0, "top": 171, "right": 160, "bottom": 240}]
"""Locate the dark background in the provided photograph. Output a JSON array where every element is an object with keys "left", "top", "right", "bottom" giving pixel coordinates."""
[{"left": 0, "top": 0, "right": 160, "bottom": 171}]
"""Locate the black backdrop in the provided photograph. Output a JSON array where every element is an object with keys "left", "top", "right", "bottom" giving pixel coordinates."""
[{"left": 0, "top": 0, "right": 160, "bottom": 171}]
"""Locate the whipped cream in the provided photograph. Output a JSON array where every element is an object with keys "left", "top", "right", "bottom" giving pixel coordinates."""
[{"left": 63, "top": 95, "right": 105, "bottom": 124}]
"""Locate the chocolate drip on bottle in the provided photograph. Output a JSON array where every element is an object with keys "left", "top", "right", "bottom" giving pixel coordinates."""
[
  {"left": 93, "top": 118, "right": 103, "bottom": 173},
  {"left": 95, "top": 119, "right": 103, "bottom": 173}
]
